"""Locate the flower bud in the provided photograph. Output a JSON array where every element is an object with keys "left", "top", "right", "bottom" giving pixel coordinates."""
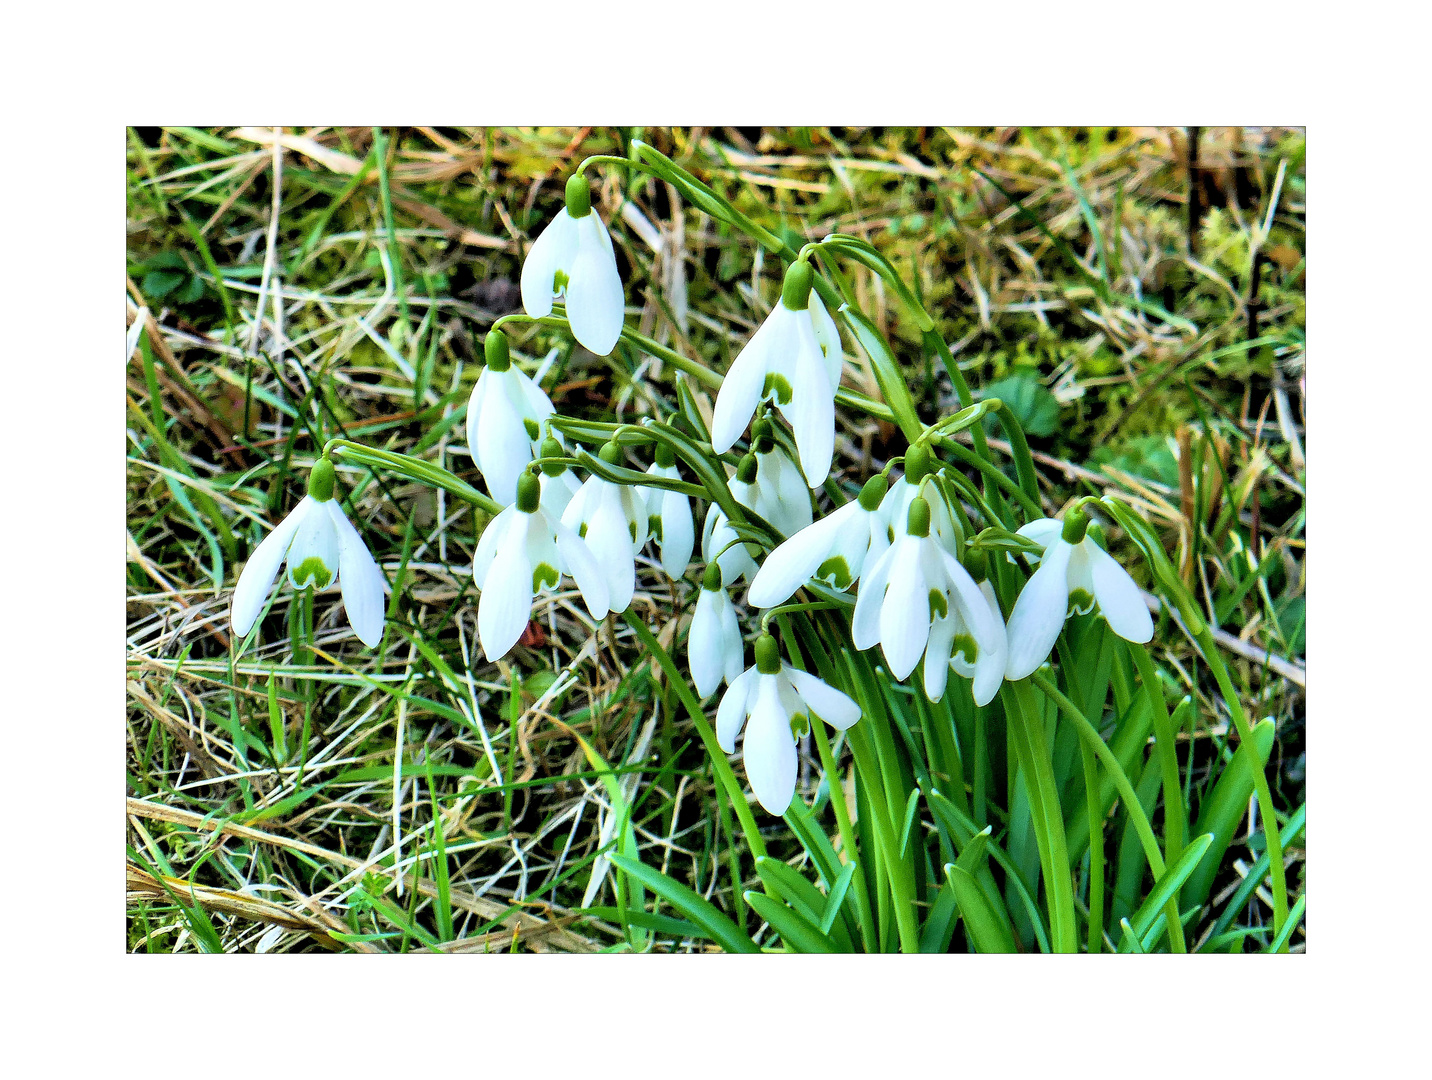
[
  {"left": 755, "top": 632, "right": 781, "bottom": 674},
  {"left": 780, "top": 260, "right": 814, "bottom": 311},
  {"left": 539, "top": 436, "right": 565, "bottom": 477},
  {"left": 485, "top": 329, "right": 511, "bottom": 372},
  {"left": 702, "top": 562, "right": 724, "bottom": 592},
  {"left": 1061, "top": 508, "right": 1090, "bottom": 544},
  {"left": 515, "top": 470, "right": 541, "bottom": 513},
  {"left": 907, "top": 496, "right": 932, "bottom": 538},
  {"left": 307, "top": 457, "right": 336, "bottom": 502},
  {"left": 857, "top": 474, "right": 888, "bottom": 511},
  {"left": 565, "top": 174, "right": 591, "bottom": 219},
  {"left": 904, "top": 442, "right": 932, "bottom": 484}
]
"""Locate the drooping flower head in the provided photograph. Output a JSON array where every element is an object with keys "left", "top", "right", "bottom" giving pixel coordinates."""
[
  {"left": 716, "top": 633, "right": 861, "bottom": 815},
  {"left": 852, "top": 494, "right": 1005, "bottom": 702},
  {"left": 230, "top": 458, "right": 387, "bottom": 648},
  {"left": 1004, "top": 509, "right": 1153, "bottom": 681},
  {"left": 701, "top": 452, "right": 762, "bottom": 585},
  {"left": 750, "top": 425, "right": 813, "bottom": 539},
  {"left": 641, "top": 440, "right": 695, "bottom": 580},
  {"left": 747, "top": 474, "right": 888, "bottom": 608},
  {"left": 710, "top": 260, "right": 842, "bottom": 487},
  {"left": 473, "top": 469, "right": 609, "bottom": 662},
  {"left": 922, "top": 546, "right": 1009, "bottom": 706},
  {"left": 688, "top": 562, "right": 744, "bottom": 699},
  {"left": 561, "top": 441, "right": 649, "bottom": 614},
  {"left": 466, "top": 330, "right": 558, "bottom": 507},
  {"left": 535, "top": 435, "right": 582, "bottom": 521},
  {"left": 520, "top": 174, "right": 625, "bottom": 356}
]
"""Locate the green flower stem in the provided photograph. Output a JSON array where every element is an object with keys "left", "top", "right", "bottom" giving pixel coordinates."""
[
  {"left": 810, "top": 687, "right": 878, "bottom": 952},
  {"left": 1053, "top": 639, "right": 1106, "bottom": 955},
  {"left": 1129, "top": 642, "right": 1187, "bottom": 865},
  {"left": 936, "top": 436, "right": 1042, "bottom": 520},
  {"left": 324, "top": 438, "right": 501, "bottom": 515},
  {"left": 1001, "top": 679, "right": 1079, "bottom": 953},
  {"left": 1190, "top": 623, "right": 1290, "bottom": 951},
  {"left": 991, "top": 402, "right": 1043, "bottom": 507},
  {"left": 758, "top": 601, "right": 847, "bottom": 632},
  {"left": 844, "top": 719, "right": 921, "bottom": 953},
  {"left": 1029, "top": 672, "right": 1187, "bottom": 952},
  {"left": 622, "top": 614, "right": 766, "bottom": 860}
]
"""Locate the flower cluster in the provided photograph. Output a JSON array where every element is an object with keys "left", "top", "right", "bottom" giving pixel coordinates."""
[{"left": 228, "top": 172, "right": 1158, "bottom": 819}]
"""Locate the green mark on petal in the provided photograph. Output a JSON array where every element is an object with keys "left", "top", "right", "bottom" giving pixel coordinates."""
[
  {"left": 1067, "top": 588, "right": 1095, "bottom": 617},
  {"left": 928, "top": 589, "right": 948, "bottom": 620},
  {"left": 951, "top": 633, "right": 978, "bottom": 665},
  {"left": 762, "top": 372, "right": 794, "bottom": 406},
  {"left": 789, "top": 711, "right": 810, "bottom": 739},
  {"left": 578, "top": 522, "right": 588, "bottom": 539},
  {"left": 292, "top": 557, "right": 332, "bottom": 590},
  {"left": 523, "top": 417, "right": 541, "bottom": 441},
  {"left": 628, "top": 520, "right": 639, "bottom": 543},
  {"left": 533, "top": 562, "right": 560, "bottom": 592},
  {"left": 649, "top": 514, "right": 663, "bottom": 542},
  {"left": 816, "top": 555, "right": 853, "bottom": 590},
  {"left": 553, "top": 268, "right": 570, "bottom": 294}
]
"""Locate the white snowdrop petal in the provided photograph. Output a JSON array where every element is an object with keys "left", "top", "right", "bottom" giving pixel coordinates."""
[
  {"left": 566, "top": 214, "right": 626, "bottom": 356},
  {"left": 520, "top": 210, "right": 579, "bottom": 320},
  {"left": 472, "top": 505, "right": 518, "bottom": 590},
  {"left": 230, "top": 499, "right": 309, "bottom": 637},
  {"left": 718, "top": 593, "right": 745, "bottom": 685},
  {"left": 716, "top": 667, "right": 757, "bottom": 752},
  {"left": 808, "top": 290, "right": 843, "bottom": 387},
  {"left": 878, "top": 539, "right": 931, "bottom": 680},
  {"left": 1086, "top": 540, "right": 1154, "bottom": 643},
  {"left": 851, "top": 543, "right": 896, "bottom": 650},
  {"left": 586, "top": 488, "right": 637, "bottom": 612},
  {"left": 744, "top": 676, "right": 798, "bottom": 816},
  {"left": 783, "top": 315, "right": 836, "bottom": 487},
  {"left": 619, "top": 485, "right": 650, "bottom": 554},
  {"left": 746, "top": 521, "right": 833, "bottom": 608},
  {"left": 785, "top": 667, "right": 861, "bottom": 730},
  {"left": 539, "top": 471, "right": 581, "bottom": 521},
  {"left": 923, "top": 613, "right": 957, "bottom": 702},
  {"left": 510, "top": 365, "right": 557, "bottom": 440},
  {"left": 478, "top": 518, "right": 535, "bottom": 661},
  {"left": 465, "top": 368, "right": 490, "bottom": 459},
  {"left": 553, "top": 516, "right": 610, "bottom": 618},
  {"left": 658, "top": 489, "right": 695, "bottom": 579},
  {"left": 326, "top": 502, "right": 387, "bottom": 647},
  {"left": 688, "top": 589, "right": 726, "bottom": 699},
  {"left": 1004, "top": 540, "right": 1074, "bottom": 680},
  {"left": 1017, "top": 518, "right": 1064, "bottom": 565},
  {"left": 711, "top": 309, "right": 786, "bottom": 453},
  {"left": 476, "top": 370, "right": 533, "bottom": 506},
  {"left": 971, "top": 580, "right": 1009, "bottom": 706}
]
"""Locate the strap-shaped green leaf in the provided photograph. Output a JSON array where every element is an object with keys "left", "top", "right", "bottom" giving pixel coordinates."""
[
  {"left": 837, "top": 302, "right": 924, "bottom": 443},
  {"left": 1119, "top": 833, "right": 1214, "bottom": 951},
  {"left": 743, "top": 890, "right": 839, "bottom": 954},
  {"left": 608, "top": 852, "right": 760, "bottom": 954},
  {"left": 945, "top": 865, "right": 1018, "bottom": 954}
]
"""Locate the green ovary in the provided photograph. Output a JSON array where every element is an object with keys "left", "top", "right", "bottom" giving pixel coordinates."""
[
  {"left": 532, "top": 562, "right": 560, "bottom": 592},
  {"left": 291, "top": 557, "right": 333, "bottom": 590},
  {"left": 816, "top": 556, "right": 852, "bottom": 590},
  {"left": 762, "top": 372, "right": 794, "bottom": 405}
]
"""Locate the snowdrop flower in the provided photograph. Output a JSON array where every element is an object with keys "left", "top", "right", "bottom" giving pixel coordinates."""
[
  {"left": 641, "top": 441, "right": 695, "bottom": 580},
  {"left": 701, "top": 453, "right": 761, "bottom": 585},
  {"left": 716, "top": 633, "right": 861, "bottom": 815},
  {"left": 1004, "top": 511, "right": 1153, "bottom": 680},
  {"left": 466, "top": 330, "right": 557, "bottom": 506},
  {"left": 520, "top": 175, "right": 625, "bottom": 356},
  {"left": 852, "top": 496, "right": 1004, "bottom": 698},
  {"left": 473, "top": 470, "right": 609, "bottom": 661},
  {"left": 561, "top": 442, "right": 649, "bottom": 613},
  {"left": 688, "top": 563, "right": 744, "bottom": 698},
  {"left": 874, "top": 443, "right": 958, "bottom": 556},
  {"left": 230, "top": 458, "right": 387, "bottom": 648},
  {"left": 922, "top": 548, "right": 1008, "bottom": 706},
  {"left": 747, "top": 475, "right": 888, "bottom": 607},
  {"left": 710, "top": 261, "right": 842, "bottom": 487},
  {"left": 751, "top": 436, "right": 813, "bottom": 538}
]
